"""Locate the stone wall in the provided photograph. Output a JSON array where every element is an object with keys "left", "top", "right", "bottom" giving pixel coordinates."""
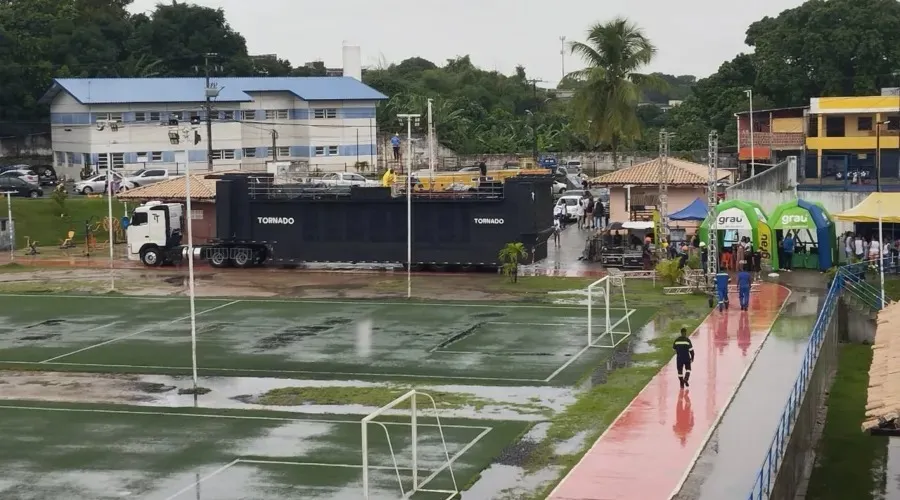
[{"left": 0, "top": 133, "right": 53, "bottom": 159}]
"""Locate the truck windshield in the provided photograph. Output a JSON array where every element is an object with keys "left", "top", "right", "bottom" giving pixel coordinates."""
[{"left": 131, "top": 211, "right": 148, "bottom": 226}]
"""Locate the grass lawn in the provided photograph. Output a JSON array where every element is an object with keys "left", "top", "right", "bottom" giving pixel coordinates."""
[
  {"left": 807, "top": 344, "right": 887, "bottom": 500},
  {"left": 10, "top": 197, "right": 127, "bottom": 248}
]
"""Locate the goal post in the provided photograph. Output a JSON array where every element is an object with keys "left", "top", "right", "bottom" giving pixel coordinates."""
[
  {"left": 587, "top": 276, "right": 633, "bottom": 349},
  {"left": 361, "top": 390, "right": 459, "bottom": 499}
]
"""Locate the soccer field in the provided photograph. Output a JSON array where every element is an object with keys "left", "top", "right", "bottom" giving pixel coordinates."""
[
  {"left": 0, "top": 294, "right": 643, "bottom": 386},
  {"left": 0, "top": 400, "right": 526, "bottom": 500}
]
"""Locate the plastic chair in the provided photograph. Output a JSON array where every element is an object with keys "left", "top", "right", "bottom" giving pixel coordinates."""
[{"left": 59, "top": 230, "right": 76, "bottom": 249}]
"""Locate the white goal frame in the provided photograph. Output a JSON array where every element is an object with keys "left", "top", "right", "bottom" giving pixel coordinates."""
[
  {"left": 587, "top": 276, "right": 632, "bottom": 349},
  {"left": 361, "top": 390, "right": 459, "bottom": 499}
]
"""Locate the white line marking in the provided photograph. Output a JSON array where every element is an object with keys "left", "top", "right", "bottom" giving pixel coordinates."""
[
  {"left": 162, "top": 459, "right": 240, "bottom": 500},
  {"left": 237, "top": 459, "right": 415, "bottom": 470},
  {"left": 85, "top": 321, "right": 122, "bottom": 333},
  {"left": 543, "top": 309, "right": 636, "bottom": 383},
  {"left": 39, "top": 301, "right": 241, "bottom": 363},
  {"left": 0, "top": 292, "right": 629, "bottom": 311},
  {"left": 435, "top": 350, "right": 580, "bottom": 356},
  {"left": 0, "top": 404, "right": 492, "bottom": 431},
  {"left": 486, "top": 321, "right": 573, "bottom": 327},
  {"left": 2, "top": 360, "right": 549, "bottom": 383},
  {"left": 667, "top": 285, "right": 794, "bottom": 499}
]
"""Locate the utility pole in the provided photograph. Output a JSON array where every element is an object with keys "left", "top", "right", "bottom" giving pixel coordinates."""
[
  {"left": 203, "top": 53, "right": 220, "bottom": 172},
  {"left": 707, "top": 131, "right": 719, "bottom": 280},
  {"left": 658, "top": 129, "right": 673, "bottom": 244},
  {"left": 744, "top": 89, "right": 755, "bottom": 178},
  {"left": 427, "top": 99, "right": 435, "bottom": 182},
  {"left": 559, "top": 36, "right": 566, "bottom": 81}
]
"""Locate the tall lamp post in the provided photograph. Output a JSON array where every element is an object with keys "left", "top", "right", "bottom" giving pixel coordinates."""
[
  {"left": 397, "top": 113, "right": 421, "bottom": 300},
  {"left": 96, "top": 119, "right": 121, "bottom": 291},
  {"left": 2, "top": 191, "right": 14, "bottom": 262},
  {"left": 744, "top": 89, "right": 756, "bottom": 178},
  {"left": 167, "top": 116, "right": 203, "bottom": 389}
]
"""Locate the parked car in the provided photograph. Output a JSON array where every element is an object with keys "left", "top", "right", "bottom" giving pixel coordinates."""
[
  {"left": 30, "top": 165, "right": 59, "bottom": 186},
  {"left": 311, "top": 172, "right": 380, "bottom": 188},
  {"left": 0, "top": 169, "right": 39, "bottom": 185},
  {"left": 552, "top": 180, "right": 567, "bottom": 194},
  {"left": 555, "top": 194, "right": 583, "bottom": 221},
  {"left": 0, "top": 177, "right": 43, "bottom": 198},
  {"left": 125, "top": 168, "right": 170, "bottom": 187},
  {"left": 74, "top": 172, "right": 135, "bottom": 195}
]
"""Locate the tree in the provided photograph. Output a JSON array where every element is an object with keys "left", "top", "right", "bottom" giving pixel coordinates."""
[
  {"left": 567, "top": 17, "right": 667, "bottom": 167},
  {"left": 498, "top": 242, "right": 528, "bottom": 282}
]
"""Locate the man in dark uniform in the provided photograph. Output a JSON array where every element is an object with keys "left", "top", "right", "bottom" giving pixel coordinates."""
[{"left": 673, "top": 327, "right": 695, "bottom": 389}]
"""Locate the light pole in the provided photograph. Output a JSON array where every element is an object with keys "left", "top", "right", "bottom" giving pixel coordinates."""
[
  {"left": 168, "top": 117, "right": 202, "bottom": 389},
  {"left": 876, "top": 119, "right": 889, "bottom": 192},
  {"left": 559, "top": 36, "right": 566, "bottom": 82},
  {"left": 744, "top": 89, "right": 755, "bottom": 178},
  {"left": 96, "top": 120, "right": 122, "bottom": 291},
  {"left": 2, "top": 191, "right": 14, "bottom": 262},
  {"left": 526, "top": 110, "right": 537, "bottom": 161},
  {"left": 397, "top": 113, "right": 421, "bottom": 299},
  {"left": 427, "top": 99, "right": 435, "bottom": 182}
]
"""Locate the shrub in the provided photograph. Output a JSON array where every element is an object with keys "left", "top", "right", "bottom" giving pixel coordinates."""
[{"left": 656, "top": 258, "right": 684, "bottom": 286}]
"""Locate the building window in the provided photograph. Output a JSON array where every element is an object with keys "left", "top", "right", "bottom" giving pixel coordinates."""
[
  {"left": 314, "top": 146, "right": 325, "bottom": 156},
  {"left": 222, "top": 111, "right": 234, "bottom": 120},
  {"left": 151, "top": 151, "right": 163, "bottom": 162},
  {"left": 276, "top": 146, "right": 290, "bottom": 157},
  {"left": 327, "top": 145, "right": 339, "bottom": 156},
  {"left": 313, "top": 108, "right": 337, "bottom": 119},
  {"left": 82, "top": 153, "right": 90, "bottom": 166},
  {"left": 807, "top": 115, "right": 818, "bottom": 138},
  {"left": 889, "top": 116, "right": 900, "bottom": 131},
  {"left": 211, "top": 149, "right": 236, "bottom": 160},
  {"left": 243, "top": 148, "right": 256, "bottom": 158},
  {"left": 135, "top": 112, "right": 147, "bottom": 122},
  {"left": 244, "top": 110, "right": 257, "bottom": 120},
  {"left": 111, "top": 153, "right": 124, "bottom": 168},
  {"left": 55, "top": 152, "right": 65, "bottom": 166},
  {"left": 265, "top": 109, "right": 288, "bottom": 120},
  {"left": 825, "top": 116, "right": 845, "bottom": 137},
  {"left": 149, "top": 112, "right": 161, "bottom": 121},
  {"left": 170, "top": 111, "right": 183, "bottom": 120},
  {"left": 135, "top": 152, "right": 148, "bottom": 162},
  {"left": 65, "top": 152, "right": 75, "bottom": 164},
  {"left": 857, "top": 116, "right": 873, "bottom": 131},
  {"left": 190, "top": 209, "right": 203, "bottom": 220},
  {"left": 97, "top": 154, "right": 110, "bottom": 170}
]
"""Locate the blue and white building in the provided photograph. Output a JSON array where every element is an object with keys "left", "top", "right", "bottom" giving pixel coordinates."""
[{"left": 39, "top": 56, "right": 387, "bottom": 178}]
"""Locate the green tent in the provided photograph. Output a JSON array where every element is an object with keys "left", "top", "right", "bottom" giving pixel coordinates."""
[
  {"left": 699, "top": 199, "right": 778, "bottom": 270},
  {"left": 769, "top": 199, "right": 837, "bottom": 270}
]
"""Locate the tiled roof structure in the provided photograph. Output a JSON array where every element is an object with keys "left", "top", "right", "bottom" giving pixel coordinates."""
[{"left": 590, "top": 157, "right": 731, "bottom": 186}]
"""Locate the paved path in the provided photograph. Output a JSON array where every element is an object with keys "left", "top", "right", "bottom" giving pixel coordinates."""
[{"left": 548, "top": 283, "right": 791, "bottom": 500}]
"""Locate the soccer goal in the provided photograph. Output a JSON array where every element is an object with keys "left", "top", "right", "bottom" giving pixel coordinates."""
[
  {"left": 587, "top": 276, "right": 633, "bottom": 349},
  {"left": 361, "top": 390, "right": 459, "bottom": 499}
]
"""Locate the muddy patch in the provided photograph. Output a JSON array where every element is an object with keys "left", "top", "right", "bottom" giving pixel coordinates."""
[
  {"left": 130, "top": 382, "right": 176, "bottom": 393},
  {"left": 495, "top": 439, "right": 542, "bottom": 467},
  {"left": 254, "top": 326, "right": 331, "bottom": 350},
  {"left": 470, "top": 311, "right": 506, "bottom": 319},
  {"left": 26, "top": 319, "right": 66, "bottom": 328},
  {"left": 0, "top": 371, "right": 162, "bottom": 405},
  {"left": 19, "top": 334, "right": 61, "bottom": 341},
  {"left": 231, "top": 394, "right": 256, "bottom": 404}
]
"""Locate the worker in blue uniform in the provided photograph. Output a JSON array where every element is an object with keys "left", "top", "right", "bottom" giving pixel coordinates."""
[
  {"left": 715, "top": 268, "right": 730, "bottom": 312},
  {"left": 672, "top": 327, "right": 695, "bottom": 389},
  {"left": 737, "top": 266, "right": 752, "bottom": 311}
]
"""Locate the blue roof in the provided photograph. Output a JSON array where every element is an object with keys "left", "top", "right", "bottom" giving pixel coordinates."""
[
  {"left": 40, "top": 77, "right": 387, "bottom": 105},
  {"left": 670, "top": 198, "right": 709, "bottom": 221}
]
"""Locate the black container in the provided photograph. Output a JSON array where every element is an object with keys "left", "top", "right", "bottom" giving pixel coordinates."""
[{"left": 214, "top": 174, "right": 553, "bottom": 266}]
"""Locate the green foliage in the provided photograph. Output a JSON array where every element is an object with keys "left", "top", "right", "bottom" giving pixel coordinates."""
[
  {"left": 686, "top": 253, "right": 701, "bottom": 270},
  {"left": 655, "top": 258, "right": 684, "bottom": 286},
  {"left": 50, "top": 184, "right": 68, "bottom": 217},
  {"left": 498, "top": 242, "right": 528, "bottom": 282}
]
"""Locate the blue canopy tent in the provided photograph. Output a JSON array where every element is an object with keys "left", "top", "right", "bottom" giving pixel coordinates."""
[{"left": 670, "top": 198, "right": 709, "bottom": 221}]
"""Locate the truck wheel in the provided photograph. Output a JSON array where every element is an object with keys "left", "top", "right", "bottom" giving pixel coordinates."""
[
  {"left": 232, "top": 248, "right": 253, "bottom": 268},
  {"left": 140, "top": 247, "right": 162, "bottom": 267},
  {"left": 208, "top": 250, "right": 230, "bottom": 268}
]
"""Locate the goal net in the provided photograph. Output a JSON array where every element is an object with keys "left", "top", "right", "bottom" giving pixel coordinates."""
[
  {"left": 361, "top": 390, "right": 459, "bottom": 499},
  {"left": 587, "top": 276, "right": 633, "bottom": 348}
]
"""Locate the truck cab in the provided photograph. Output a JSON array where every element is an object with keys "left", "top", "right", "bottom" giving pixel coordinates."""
[{"left": 125, "top": 201, "right": 184, "bottom": 265}]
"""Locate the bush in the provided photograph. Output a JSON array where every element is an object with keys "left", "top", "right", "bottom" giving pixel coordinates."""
[
  {"left": 686, "top": 253, "right": 701, "bottom": 270},
  {"left": 656, "top": 258, "right": 684, "bottom": 286},
  {"left": 50, "top": 185, "right": 68, "bottom": 217}
]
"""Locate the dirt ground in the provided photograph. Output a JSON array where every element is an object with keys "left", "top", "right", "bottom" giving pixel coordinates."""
[{"left": 0, "top": 371, "right": 176, "bottom": 405}]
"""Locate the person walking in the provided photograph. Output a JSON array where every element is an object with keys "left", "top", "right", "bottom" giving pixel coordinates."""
[
  {"left": 381, "top": 168, "right": 396, "bottom": 187},
  {"left": 391, "top": 133, "right": 401, "bottom": 161},
  {"left": 584, "top": 194, "right": 595, "bottom": 230},
  {"left": 738, "top": 266, "right": 752, "bottom": 311},
  {"left": 854, "top": 234, "right": 865, "bottom": 262},
  {"left": 593, "top": 198, "right": 604, "bottom": 230},
  {"left": 552, "top": 216, "right": 562, "bottom": 248},
  {"left": 715, "top": 268, "right": 730, "bottom": 311},
  {"left": 575, "top": 194, "right": 586, "bottom": 229},
  {"left": 672, "top": 327, "right": 695, "bottom": 389},
  {"left": 782, "top": 232, "right": 795, "bottom": 272}
]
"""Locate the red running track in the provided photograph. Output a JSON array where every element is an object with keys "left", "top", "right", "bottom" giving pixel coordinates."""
[{"left": 548, "top": 283, "right": 791, "bottom": 500}]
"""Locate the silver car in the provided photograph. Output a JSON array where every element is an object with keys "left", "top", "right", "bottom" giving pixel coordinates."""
[{"left": 74, "top": 172, "right": 135, "bottom": 195}]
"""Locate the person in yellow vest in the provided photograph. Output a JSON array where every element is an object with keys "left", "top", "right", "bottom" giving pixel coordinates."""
[{"left": 381, "top": 168, "right": 396, "bottom": 187}]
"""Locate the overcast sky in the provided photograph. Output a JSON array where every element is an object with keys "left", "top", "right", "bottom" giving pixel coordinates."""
[{"left": 130, "top": 0, "right": 806, "bottom": 85}]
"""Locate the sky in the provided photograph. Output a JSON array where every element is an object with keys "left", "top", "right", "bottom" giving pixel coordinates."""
[{"left": 129, "top": 0, "right": 806, "bottom": 86}]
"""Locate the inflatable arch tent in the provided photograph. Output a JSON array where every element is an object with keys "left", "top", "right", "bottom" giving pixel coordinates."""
[
  {"left": 769, "top": 199, "right": 837, "bottom": 270},
  {"left": 699, "top": 200, "right": 778, "bottom": 270}
]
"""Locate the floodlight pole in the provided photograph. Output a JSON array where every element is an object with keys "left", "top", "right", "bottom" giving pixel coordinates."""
[
  {"left": 398, "top": 113, "right": 421, "bottom": 299},
  {"left": 745, "top": 89, "right": 756, "bottom": 177},
  {"left": 103, "top": 135, "right": 120, "bottom": 292},
  {"left": 2, "top": 191, "right": 14, "bottom": 262},
  {"left": 879, "top": 199, "right": 886, "bottom": 308}
]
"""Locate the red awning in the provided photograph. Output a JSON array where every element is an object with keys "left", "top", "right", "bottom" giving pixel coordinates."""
[{"left": 739, "top": 147, "right": 770, "bottom": 161}]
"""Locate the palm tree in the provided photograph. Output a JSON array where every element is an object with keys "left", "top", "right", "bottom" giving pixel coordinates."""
[
  {"left": 498, "top": 242, "right": 528, "bottom": 282},
  {"left": 568, "top": 18, "right": 667, "bottom": 168}
]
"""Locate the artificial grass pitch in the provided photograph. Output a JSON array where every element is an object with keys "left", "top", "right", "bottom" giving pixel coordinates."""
[
  {"left": 0, "top": 294, "right": 651, "bottom": 386},
  {"left": 0, "top": 400, "right": 526, "bottom": 500}
]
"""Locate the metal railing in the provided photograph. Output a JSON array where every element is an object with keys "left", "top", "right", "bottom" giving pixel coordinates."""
[{"left": 747, "top": 272, "right": 844, "bottom": 500}]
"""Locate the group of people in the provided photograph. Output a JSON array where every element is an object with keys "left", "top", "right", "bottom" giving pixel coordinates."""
[
  {"left": 842, "top": 232, "right": 900, "bottom": 271},
  {"left": 552, "top": 190, "right": 606, "bottom": 247}
]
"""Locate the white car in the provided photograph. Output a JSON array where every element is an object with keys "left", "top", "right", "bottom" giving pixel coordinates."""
[
  {"left": 312, "top": 172, "right": 380, "bottom": 187},
  {"left": 554, "top": 194, "right": 583, "bottom": 221},
  {"left": 75, "top": 172, "right": 135, "bottom": 195},
  {"left": 552, "top": 180, "right": 567, "bottom": 194},
  {"left": 0, "top": 169, "right": 39, "bottom": 185},
  {"left": 126, "top": 168, "right": 170, "bottom": 187}
]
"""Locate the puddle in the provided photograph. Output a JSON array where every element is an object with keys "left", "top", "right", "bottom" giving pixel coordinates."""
[
  {"left": 554, "top": 430, "right": 589, "bottom": 455},
  {"left": 462, "top": 464, "right": 563, "bottom": 500}
]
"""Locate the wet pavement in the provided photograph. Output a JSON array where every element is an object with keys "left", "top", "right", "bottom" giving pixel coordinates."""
[
  {"left": 547, "top": 283, "right": 791, "bottom": 500},
  {"left": 520, "top": 224, "right": 606, "bottom": 277},
  {"left": 674, "top": 292, "right": 818, "bottom": 500}
]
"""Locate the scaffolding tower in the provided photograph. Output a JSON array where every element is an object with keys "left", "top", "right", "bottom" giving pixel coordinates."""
[
  {"left": 707, "top": 131, "right": 719, "bottom": 278},
  {"left": 658, "top": 130, "right": 671, "bottom": 243}
]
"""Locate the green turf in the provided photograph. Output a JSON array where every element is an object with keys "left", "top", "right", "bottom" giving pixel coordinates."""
[
  {"left": 0, "top": 400, "right": 525, "bottom": 500},
  {"left": 0, "top": 294, "right": 652, "bottom": 386},
  {"left": 10, "top": 197, "right": 128, "bottom": 248}
]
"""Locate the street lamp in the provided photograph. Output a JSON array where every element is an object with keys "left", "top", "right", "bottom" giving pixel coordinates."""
[
  {"left": 2, "top": 191, "right": 14, "bottom": 262},
  {"left": 96, "top": 120, "right": 121, "bottom": 291},
  {"left": 397, "top": 113, "right": 421, "bottom": 300},
  {"left": 744, "top": 89, "right": 756, "bottom": 178},
  {"left": 876, "top": 119, "right": 889, "bottom": 192}
]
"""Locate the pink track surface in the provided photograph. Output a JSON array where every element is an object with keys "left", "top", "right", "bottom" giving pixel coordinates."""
[{"left": 548, "top": 283, "right": 791, "bottom": 500}]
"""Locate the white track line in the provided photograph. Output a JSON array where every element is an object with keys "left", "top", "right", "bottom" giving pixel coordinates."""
[
  {"left": 162, "top": 459, "right": 240, "bottom": 500},
  {"left": 0, "top": 292, "right": 628, "bottom": 311},
  {"left": 0, "top": 404, "right": 492, "bottom": 430},
  {"left": 39, "top": 300, "right": 241, "bottom": 364},
  {"left": 2, "top": 360, "right": 549, "bottom": 383},
  {"left": 543, "top": 309, "right": 636, "bottom": 383}
]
